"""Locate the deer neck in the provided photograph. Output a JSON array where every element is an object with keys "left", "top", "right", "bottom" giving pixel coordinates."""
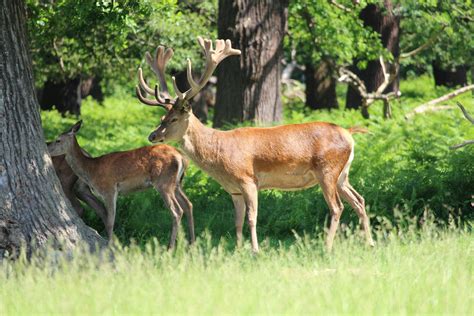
[
  {"left": 64, "top": 137, "right": 96, "bottom": 185},
  {"left": 180, "top": 114, "right": 221, "bottom": 166}
]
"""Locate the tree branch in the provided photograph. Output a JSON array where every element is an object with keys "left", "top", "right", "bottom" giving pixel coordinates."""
[
  {"left": 400, "top": 25, "right": 447, "bottom": 60},
  {"left": 338, "top": 67, "right": 367, "bottom": 99},
  {"left": 328, "top": 0, "right": 352, "bottom": 13},
  {"left": 450, "top": 140, "right": 474, "bottom": 150},
  {"left": 416, "top": 85, "right": 474, "bottom": 108},
  {"left": 450, "top": 102, "right": 474, "bottom": 150},
  {"left": 338, "top": 56, "right": 399, "bottom": 111},
  {"left": 456, "top": 101, "right": 474, "bottom": 124},
  {"left": 52, "top": 38, "right": 65, "bottom": 73},
  {"left": 404, "top": 104, "right": 456, "bottom": 119}
]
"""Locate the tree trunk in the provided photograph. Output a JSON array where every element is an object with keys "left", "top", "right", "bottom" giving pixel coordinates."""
[
  {"left": 0, "top": 0, "right": 104, "bottom": 258},
  {"left": 39, "top": 77, "right": 82, "bottom": 116},
  {"left": 346, "top": 0, "right": 400, "bottom": 110},
  {"left": 214, "top": 0, "right": 288, "bottom": 127},
  {"left": 305, "top": 60, "right": 338, "bottom": 110},
  {"left": 81, "top": 76, "right": 104, "bottom": 103},
  {"left": 432, "top": 62, "right": 468, "bottom": 88}
]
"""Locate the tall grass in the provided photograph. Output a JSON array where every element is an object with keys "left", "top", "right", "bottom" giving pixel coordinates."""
[{"left": 1, "top": 228, "right": 472, "bottom": 314}]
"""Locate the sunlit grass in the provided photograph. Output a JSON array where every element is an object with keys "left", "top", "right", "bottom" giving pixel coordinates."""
[{"left": 1, "top": 228, "right": 472, "bottom": 315}]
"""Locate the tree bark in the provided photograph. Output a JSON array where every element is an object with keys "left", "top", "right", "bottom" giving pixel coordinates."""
[
  {"left": 305, "top": 60, "right": 338, "bottom": 110},
  {"left": 214, "top": 0, "right": 288, "bottom": 127},
  {"left": 346, "top": 0, "right": 400, "bottom": 110},
  {"left": 0, "top": 0, "right": 104, "bottom": 257},
  {"left": 432, "top": 62, "right": 468, "bottom": 88}
]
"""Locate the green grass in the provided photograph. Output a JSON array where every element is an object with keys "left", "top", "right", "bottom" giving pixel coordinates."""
[{"left": 1, "top": 228, "right": 472, "bottom": 314}]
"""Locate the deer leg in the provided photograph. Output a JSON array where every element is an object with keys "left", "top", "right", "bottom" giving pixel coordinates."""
[
  {"left": 157, "top": 187, "right": 183, "bottom": 250},
  {"left": 175, "top": 185, "right": 194, "bottom": 244},
  {"left": 103, "top": 190, "right": 118, "bottom": 242},
  {"left": 319, "top": 177, "right": 344, "bottom": 252},
  {"left": 75, "top": 181, "right": 107, "bottom": 226},
  {"left": 338, "top": 181, "right": 375, "bottom": 247},
  {"left": 231, "top": 194, "right": 246, "bottom": 248},
  {"left": 65, "top": 188, "right": 85, "bottom": 217},
  {"left": 240, "top": 183, "right": 259, "bottom": 253}
]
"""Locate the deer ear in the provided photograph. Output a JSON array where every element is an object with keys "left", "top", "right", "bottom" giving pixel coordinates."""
[{"left": 68, "top": 120, "right": 82, "bottom": 134}]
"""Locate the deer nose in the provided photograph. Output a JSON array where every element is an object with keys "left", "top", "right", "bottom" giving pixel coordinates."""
[{"left": 148, "top": 131, "right": 157, "bottom": 143}]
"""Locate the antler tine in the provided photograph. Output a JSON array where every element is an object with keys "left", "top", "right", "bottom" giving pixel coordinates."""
[
  {"left": 178, "top": 37, "right": 241, "bottom": 101},
  {"left": 172, "top": 76, "right": 185, "bottom": 100},
  {"left": 136, "top": 46, "right": 176, "bottom": 110},
  {"left": 154, "top": 46, "right": 174, "bottom": 99},
  {"left": 137, "top": 67, "right": 155, "bottom": 95},
  {"left": 135, "top": 85, "right": 160, "bottom": 106},
  {"left": 145, "top": 46, "right": 174, "bottom": 99}
]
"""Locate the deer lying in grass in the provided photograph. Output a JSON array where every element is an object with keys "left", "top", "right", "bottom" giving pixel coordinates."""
[
  {"left": 48, "top": 121, "right": 194, "bottom": 248},
  {"left": 136, "top": 37, "right": 375, "bottom": 252},
  {"left": 48, "top": 144, "right": 107, "bottom": 218}
]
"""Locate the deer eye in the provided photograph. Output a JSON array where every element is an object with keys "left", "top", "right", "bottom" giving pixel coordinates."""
[{"left": 171, "top": 118, "right": 178, "bottom": 123}]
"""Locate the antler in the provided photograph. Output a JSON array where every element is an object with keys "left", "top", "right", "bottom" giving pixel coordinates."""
[
  {"left": 173, "top": 36, "right": 241, "bottom": 102},
  {"left": 136, "top": 37, "right": 240, "bottom": 110},
  {"left": 136, "top": 46, "right": 175, "bottom": 110}
]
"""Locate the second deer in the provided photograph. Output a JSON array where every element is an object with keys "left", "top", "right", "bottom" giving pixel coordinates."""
[{"left": 48, "top": 121, "right": 194, "bottom": 248}]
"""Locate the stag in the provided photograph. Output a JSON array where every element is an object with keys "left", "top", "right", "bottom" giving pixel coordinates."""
[
  {"left": 136, "top": 37, "right": 375, "bottom": 252},
  {"left": 48, "top": 121, "right": 194, "bottom": 248}
]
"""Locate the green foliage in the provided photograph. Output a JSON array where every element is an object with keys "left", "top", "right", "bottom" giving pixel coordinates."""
[
  {"left": 398, "top": 0, "right": 473, "bottom": 69},
  {"left": 287, "top": 0, "right": 386, "bottom": 68},
  {"left": 0, "top": 229, "right": 472, "bottom": 314},
  {"left": 27, "top": 0, "right": 216, "bottom": 88},
  {"left": 41, "top": 76, "right": 473, "bottom": 244}
]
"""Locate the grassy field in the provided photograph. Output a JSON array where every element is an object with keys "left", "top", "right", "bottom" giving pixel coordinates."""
[
  {"left": 0, "top": 228, "right": 472, "bottom": 314},
  {"left": 5, "top": 75, "right": 469, "bottom": 315}
]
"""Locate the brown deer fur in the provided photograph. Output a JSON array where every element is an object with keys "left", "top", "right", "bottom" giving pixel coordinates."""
[
  {"left": 137, "top": 37, "right": 375, "bottom": 252},
  {"left": 48, "top": 121, "right": 194, "bottom": 248},
  {"left": 49, "top": 150, "right": 107, "bottom": 219}
]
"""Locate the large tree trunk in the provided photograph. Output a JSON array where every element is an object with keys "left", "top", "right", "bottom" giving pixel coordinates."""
[
  {"left": 38, "top": 76, "right": 104, "bottom": 116},
  {"left": 39, "top": 77, "right": 82, "bottom": 116},
  {"left": 0, "top": 0, "right": 104, "bottom": 258},
  {"left": 214, "top": 0, "right": 288, "bottom": 127},
  {"left": 305, "top": 60, "right": 338, "bottom": 110},
  {"left": 346, "top": 0, "right": 400, "bottom": 110},
  {"left": 432, "top": 62, "right": 468, "bottom": 88},
  {"left": 81, "top": 76, "right": 104, "bottom": 103}
]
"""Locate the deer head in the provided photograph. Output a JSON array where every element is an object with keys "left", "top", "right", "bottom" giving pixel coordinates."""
[
  {"left": 136, "top": 37, "right": 240, "bottom": 143},
  {"left": 48, "top": 120, "right": 82, "bottom": 156}
]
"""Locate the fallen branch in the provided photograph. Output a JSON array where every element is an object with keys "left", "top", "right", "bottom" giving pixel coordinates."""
[
  {"left": 416, "top": 85, "right": 474, "bottom": 109},
  {"left": 404, "top": 104, "right": 456, "bottom": 119},
  {"left": 338, "top": 56, "right": 399, "bottom": 118}
]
